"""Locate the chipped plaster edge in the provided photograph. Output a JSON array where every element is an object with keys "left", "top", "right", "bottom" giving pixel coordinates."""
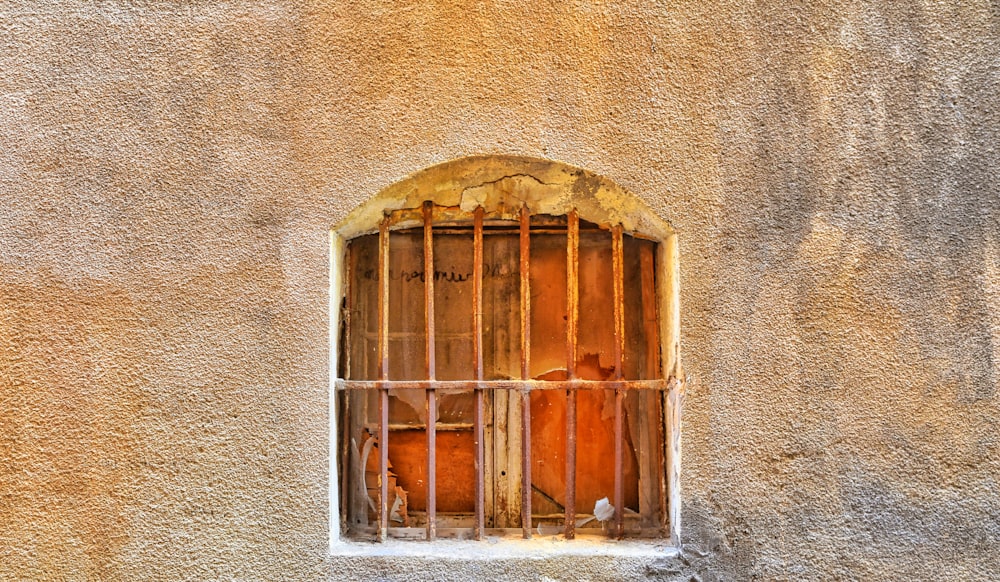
[{"left": 333, "top": 155, "right": 675, "bottom": 242}]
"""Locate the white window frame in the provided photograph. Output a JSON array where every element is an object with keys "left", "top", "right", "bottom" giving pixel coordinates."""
[{"left": 328, "top": 156, "right": 683, "bottom": 550}]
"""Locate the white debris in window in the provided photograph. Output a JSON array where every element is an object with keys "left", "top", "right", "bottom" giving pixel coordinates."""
[{"left": 593, "top": 497, "right": 615, "bottom": 522}]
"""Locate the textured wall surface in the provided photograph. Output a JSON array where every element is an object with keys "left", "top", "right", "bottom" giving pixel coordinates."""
[{"left": 1, "top": 1, "right": 998, "bottom": 580}]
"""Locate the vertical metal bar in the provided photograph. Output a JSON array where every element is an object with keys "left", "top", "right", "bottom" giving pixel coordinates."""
[
  {"left": 338, "top": 391, "right": 350, "bottom": 532},
  {"left": 339, "top": 243, "right": 353, "bottom": 529},
  {"left": 611, "top": 228, "right": 625, "bottom": 377},
  {"left": 377, "top": 218, "right": 390, "bottom": 543},
  {"left": 473, "top": 206, "right": 486, "bottom": 541},
  {"left": 640, "top": 243, "right": 661, "bottom": 380},
  {"left": 344, "top": 240, "right": 353, "bottom": 381},
  {"left": 423, "top": 201, "right": 437, "bottom": 542},
  {"left": 612, "top": 225, "right": 625, "bottom": 539},
  {"left": 565, "top": 209, "right": 579, "bottom": 539},
  {"left": 379, "top": 220, "right": 391, "bottom": 382},
  {"left": 519, "top": 205, "right": 532, "bottom": 540},
  {"left": 658, "top": 390, "right": 669, "bottom": 534}
]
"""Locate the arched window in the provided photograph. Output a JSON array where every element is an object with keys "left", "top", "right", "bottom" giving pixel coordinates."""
[{"left": 331, "top": 156, "right": 682, "bottom": 544}]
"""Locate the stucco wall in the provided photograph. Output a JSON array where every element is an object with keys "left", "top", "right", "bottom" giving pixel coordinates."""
[{"left": 1, "top": 1, "right": 998, "bottom": 580}]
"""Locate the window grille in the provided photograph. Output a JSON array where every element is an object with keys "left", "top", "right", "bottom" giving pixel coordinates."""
[{"left": 337, "top": 201, "right": 674, "bottom": 542}]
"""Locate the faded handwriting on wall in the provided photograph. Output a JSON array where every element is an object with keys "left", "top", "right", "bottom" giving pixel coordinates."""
[{"left": 362, "top": 264, "right": 514, "bottom": 283}]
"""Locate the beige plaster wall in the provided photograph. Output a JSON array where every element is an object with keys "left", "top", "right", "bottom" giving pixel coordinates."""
[{"left": 1, "top": 1, "right": 997, "bottom": 580}]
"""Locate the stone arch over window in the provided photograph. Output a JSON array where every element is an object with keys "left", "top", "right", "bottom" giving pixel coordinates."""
[{"left": 330, "top": 155, "right": 682, "bottom": 546}]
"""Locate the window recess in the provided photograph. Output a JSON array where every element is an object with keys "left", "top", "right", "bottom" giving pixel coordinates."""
[{"left": 337, "top": 201, "right": 675, "bottom": 542}]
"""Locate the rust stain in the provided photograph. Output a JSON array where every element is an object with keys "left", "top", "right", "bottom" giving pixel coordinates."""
[
  {"left": 530, "top": 359, "right": 640, "bottom": 518},
  {"left": 383, "top": 429, "right": 477, "bottom": 514}
]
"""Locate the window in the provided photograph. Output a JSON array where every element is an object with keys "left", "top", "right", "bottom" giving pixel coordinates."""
[{"left": 331, "top": 156, "right": 682, "bottom": 545}]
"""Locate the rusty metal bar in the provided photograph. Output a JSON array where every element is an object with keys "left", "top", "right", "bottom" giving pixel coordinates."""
[
  {"left": 520, "top": 206, "right": 532, "bottom": 386},
  {"left": 658, "top": 390, "right": 669, "bottom": 534},
  {"left": 519, "top": 205, "right": 532, "bottom": 539},
  {"left": 473, "top": 206, "right": 485, "bottom": 541},
  {"left": 344, "top": 241, "right": 354, "bottom": 381},
  {"left": 430, "top": 227, "right": 595, "bottom": 236},
  {"left": 520, "top": 390, "right": 532, "bottom": 538},
  {"left": 339, "top": 242, "right": 354, "bottom": 528},
  {"left": 337, "top": 378, "right": 670, "bottom": 391},
  {"left": 566, "top": 210, "right": 579, "bottom": 382},
  {"left": 379, "top": 220, "right": 390, "bottom": 382},
  {"left": 423, "top": 202, "right": 437, "bottom": 380},
  {"left": 353, "top": 524, "right": 663, "bottom": 539},
  {"left": 612, "top": 225, "right": 625, "bottom": 539},
  {"left": 382, "top": 206, "right": 589, "bottom": 230},
  {"left": 565, "top": 209, "right": 579, "bottom": 539},
  {"left": 612, "top": 226, "right": 625, "bottom": 377},
  {"left": 423, "top": 201, "right": 437, "bottom": 542},
  {"left": 377, "top": 218, "right": 390, "bottom": 543},
  {"left": 338, "top": 391, "right": 350, "bottom": 532},
  {"left": 382, "top": 205, "right": 472, "bottom": 229}
]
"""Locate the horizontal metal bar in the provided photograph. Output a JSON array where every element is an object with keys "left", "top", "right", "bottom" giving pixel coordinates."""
[
  {"left": 355, "top": 511, "right": 643, "bottom": 521},
  {"left": 376, "top": 206, "right": 660, "bottom": 241},
  {"left": 530, "top": 512, "right": 642, "bottom": 520},
  {"left": 336, "top": 378, "right": 675, "bottom": 392},
  {"left": 348, "top": 525, "right": 662, "bottom": 540},
  {"left": 419, "top": 227, "right": 595, "bottom": 236},
  {"left": 384, "top": 207, "right": 572, "bottom": 229},
  {"left": 391, "top": 227, "right": 661, "bottom": 242}
]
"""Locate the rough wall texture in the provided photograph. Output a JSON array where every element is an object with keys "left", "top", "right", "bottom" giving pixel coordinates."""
[{"left": 1, "top": 1, "right": 997, "bottom": 580}]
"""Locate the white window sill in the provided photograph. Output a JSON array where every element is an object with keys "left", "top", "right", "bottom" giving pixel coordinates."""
[{"left": 329, "top": 534, "right": 680, "bottom": 560}]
